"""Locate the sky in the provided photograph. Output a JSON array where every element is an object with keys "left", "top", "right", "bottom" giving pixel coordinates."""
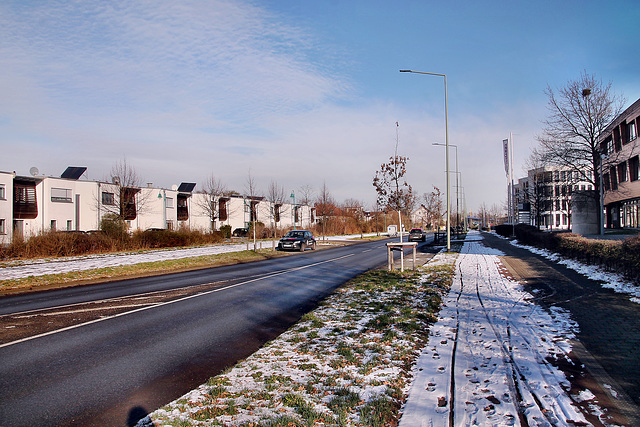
[{"left": 2, "top": 0, "right": 639, "bottom": 213}]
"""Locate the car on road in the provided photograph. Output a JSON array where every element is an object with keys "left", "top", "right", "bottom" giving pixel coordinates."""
[
  {"left": 408, "top": 228, "right": 427, "bottom": 242},
  {"left": 277, "top": 230, "right": 316, "bottom": 252},
  {"left": 232, "top": 227, "right": 249, "bottom": 237}
]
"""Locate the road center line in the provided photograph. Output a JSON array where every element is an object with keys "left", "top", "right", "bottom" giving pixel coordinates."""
[{"left": 0, "top": 253, "right": 356, "bottom": 349}]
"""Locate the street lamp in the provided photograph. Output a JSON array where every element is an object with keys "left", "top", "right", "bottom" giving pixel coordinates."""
[
  {"left": 401, "top": 69, "right": 451, "bottom": 250},
  {"left": 433, "top": 142, "right": 459, "bottom": 233},
  {"left": 290, "top": 191, "right": 296, "bottom": 230}
]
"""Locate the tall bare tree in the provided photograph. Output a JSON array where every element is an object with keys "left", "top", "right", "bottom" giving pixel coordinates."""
[
  {"left": 537, "top": 71, "right": 625, "bottom": 229},
  {"left": 298, "top": 184, "right": 315, "bottom": 206},
  {"left": 265, "top": 180, "right": 286, "bottom": 248},
  {"left": 315, "top": 181, "right": 335, "bottom": 241},
  {"left": 244, "top": 170, "right": 262, "bottom": 250},
  {"left": 195, "top": 174, "right": 228, "bottom": 231}
]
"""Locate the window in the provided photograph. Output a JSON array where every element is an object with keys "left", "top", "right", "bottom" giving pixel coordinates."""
[
  {"left": 102, "top": 192, "right": 115, "bottom": 205},
  {"left": 51, "top": 187, "right": 72, "bottom": 203},
  {"left": 610, "top": 166, "right": 618, "bottom": 190},
  {"left": 602, "top": 137, "right": 613, "bottom": 155},
  {"left": 555, "top": 213, "right": 560, "bottom": 226},
  {"left": 165, "top": 197, "right": 174, "bottom": 208},
  {"left": 0, "top": 218, "right": 5, "bottom": 234},
  {"left": 50, "top": 220, "right": 56, "bottom": 231},
  {"left": 630, "top": 156, "right": 639, "bottom": 182},
  {"left": 167, "top": 220, "right": 174, "bottom": 230},
  {"left": 614, "top": 127, "right": 622, "bottom": 151},
  {"left": 603, "top": 173, "right": 611, "bottom": 191},
  {"left": 0, "top": 184, "right": 5, "bottom": 200},
  {"left": 618, "top": 162, "right": 628, "bottom": 183},
  {"left": 67, "top": 220, "right": 72, "bottom": 231},
  {"left": 218, "top": 198, "right": 228, "bottom": 221},
  {"left": 629, "top": 120, "right": 637, "bottom": 142}
]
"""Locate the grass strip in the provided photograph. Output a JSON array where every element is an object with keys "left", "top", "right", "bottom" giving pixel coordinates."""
[{"left": 0, "top": 250, "right": 282, "bottom": 294}]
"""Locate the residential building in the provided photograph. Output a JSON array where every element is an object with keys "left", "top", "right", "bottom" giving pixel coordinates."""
[
  {"left": 599, "top": 98, "right": 640, "bottom": 229},
  {"left": 2, "top": 167, "right": 314, "bottom": 243}
]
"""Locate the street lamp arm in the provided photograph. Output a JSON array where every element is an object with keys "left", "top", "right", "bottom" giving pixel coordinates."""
[{"left": 400, "top": 69, "right": 447, "bottom": 78}]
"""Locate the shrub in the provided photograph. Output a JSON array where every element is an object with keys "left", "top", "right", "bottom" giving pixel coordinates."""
[
  {"left": 1, "top": 227, "right": 223, "bottom": 260},
  {"left": 511, "top": 223, "right": 640, "bottom": 282},
  {"left": 219, "top": 224, "right": 232, "bottom": 238}
]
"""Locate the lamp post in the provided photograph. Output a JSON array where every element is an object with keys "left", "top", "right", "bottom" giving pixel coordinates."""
[
  {"left": 290, "top": 191, "right": 296, "bottom": 230},
  {"left": 401, "top": 69, "right": 450, "bottom": 250},
  {"left": 433, "top": 142, "right": 459, "bottom": 234}
]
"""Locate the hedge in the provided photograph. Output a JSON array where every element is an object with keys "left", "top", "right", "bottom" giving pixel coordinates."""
[{"left": 495, "top": 224, "right": 640, "bottom": 283}]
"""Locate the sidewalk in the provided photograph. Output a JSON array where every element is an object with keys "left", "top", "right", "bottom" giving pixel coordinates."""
[{"left": 400, "top": 231, "right": 595, "bottom": 426}]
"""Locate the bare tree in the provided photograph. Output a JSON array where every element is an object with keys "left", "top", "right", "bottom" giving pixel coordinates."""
[
  {"left": 373, "top": 124, "right": 414, "bottom": 238},
  {"left": 298, "top": 184, "right": 315, "bottom": 206},
  {"left": 195, "top": 174, "right": 228, "bottom": 231},
  {"left": 265, "top": 180, "right": 286, "bottom": 248},
  {"left": 537, "top": 71, "right": 625, "bottom": 230},
  {"left": 343, "top": 198, "right": 366, "bottom": 237},
  {"left": 315, "top": 181, "right": 335, "bottom": 241},
  {"left": 244, "top": 170, "right": 262, "bottom": 251},
  {"left": 423, "top": 186, "right": 444, "bottom": 230},
  {"left": 99, "top": 159, "right": 149, "bottom": 227}
]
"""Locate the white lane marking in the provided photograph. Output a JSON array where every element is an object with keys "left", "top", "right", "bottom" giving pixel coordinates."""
[{"left": 0, "top": 253, "right": 355, "bottom": 349}]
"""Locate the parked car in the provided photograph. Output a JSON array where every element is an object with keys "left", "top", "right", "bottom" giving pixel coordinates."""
[
  {"left": 232, "top": 227, "right": 249, "bottom": 237},
  {"left": 277, "top": 230, "right": 316, "bottom": 252},
  {"left": 408, "top": 228, "right": 426, "bottom": 242}
]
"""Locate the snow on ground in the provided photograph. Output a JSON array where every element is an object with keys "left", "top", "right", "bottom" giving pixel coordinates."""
[
  {"left": 510, "top": 239, "right": 640, "bottom": 304},
  {"left": 139, "top": 250, "right": 456, "bottom": 426},
  {"left": 0, "top": 233, "right": 376, "bottom": 281},
  {"left": 137, "top": 231, "right": 612, "bottom": 426},
  {"left": 400, "top": 232, "right": 599, "bottom": 426}
]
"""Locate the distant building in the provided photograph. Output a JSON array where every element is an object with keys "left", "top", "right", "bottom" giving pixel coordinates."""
[
  {"left": 514, "top": 166, "right": 593, "bottom": 230},
  {"left": 599, "top": 98, "right": 640, "bottom": 229}
]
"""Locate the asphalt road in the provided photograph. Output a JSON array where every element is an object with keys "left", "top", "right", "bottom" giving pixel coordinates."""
[{"left": 0, "top": 237, "right": 433, "bottom": 427}]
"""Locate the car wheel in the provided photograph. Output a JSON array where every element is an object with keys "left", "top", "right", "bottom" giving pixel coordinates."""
[
  {"left": 311, "top": 242, "right": 316, "bottom": 250},
  {"left": 299, "top": 243, "right": 306, "bottom": 252}
]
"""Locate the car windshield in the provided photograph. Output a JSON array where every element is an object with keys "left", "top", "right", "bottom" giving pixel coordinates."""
[
  {"left": 410, "top": 229, "right": 422, "bottom": 233},
  {"left": 284, "top": 231, "right": 305, "bottom": 238}
]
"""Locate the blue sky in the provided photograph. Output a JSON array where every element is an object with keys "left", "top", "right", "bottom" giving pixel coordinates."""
[{"left": 2, "top": 0, "right": 639, "bottom": 213}]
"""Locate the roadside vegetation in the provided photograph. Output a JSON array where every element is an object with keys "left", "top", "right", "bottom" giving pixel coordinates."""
[
  {"left": 1, "top": 210, "right": 407, "bottom": 262},
  {"left": 141, "top": 253, "right": 457, "bottom": 427},
  {"left": 0, "top": 249, "right": 285, "bottom": 295},
  {"left": 495, "top": 223, "right": 640, "bottom": 282}
]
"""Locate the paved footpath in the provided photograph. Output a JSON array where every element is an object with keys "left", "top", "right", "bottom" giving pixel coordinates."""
[
  {"left": 481, "top": 232, "right": 640, "bottom": 425},
  {"left": 401, "top": 231, "right": 640, "bottom": 426}
]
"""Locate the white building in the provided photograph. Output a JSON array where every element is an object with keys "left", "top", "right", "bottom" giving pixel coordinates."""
[{"left": 2, "top": 167, "right": 315, "bottom": 243}]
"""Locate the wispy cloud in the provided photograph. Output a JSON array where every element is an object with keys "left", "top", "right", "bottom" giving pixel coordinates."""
[{"left": 0, "top": 0, "right": 348, "bottom": 132}]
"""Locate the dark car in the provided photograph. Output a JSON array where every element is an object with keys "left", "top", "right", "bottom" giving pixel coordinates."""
[
  {"left": 232, "top": 227, "right": 249, "bottom": 237},
  {"left": 277, "top": 230, "right": 316, "bottom": 252},
  {"left": 408, "top": 228, "right": 426, "bottom": 242}
]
